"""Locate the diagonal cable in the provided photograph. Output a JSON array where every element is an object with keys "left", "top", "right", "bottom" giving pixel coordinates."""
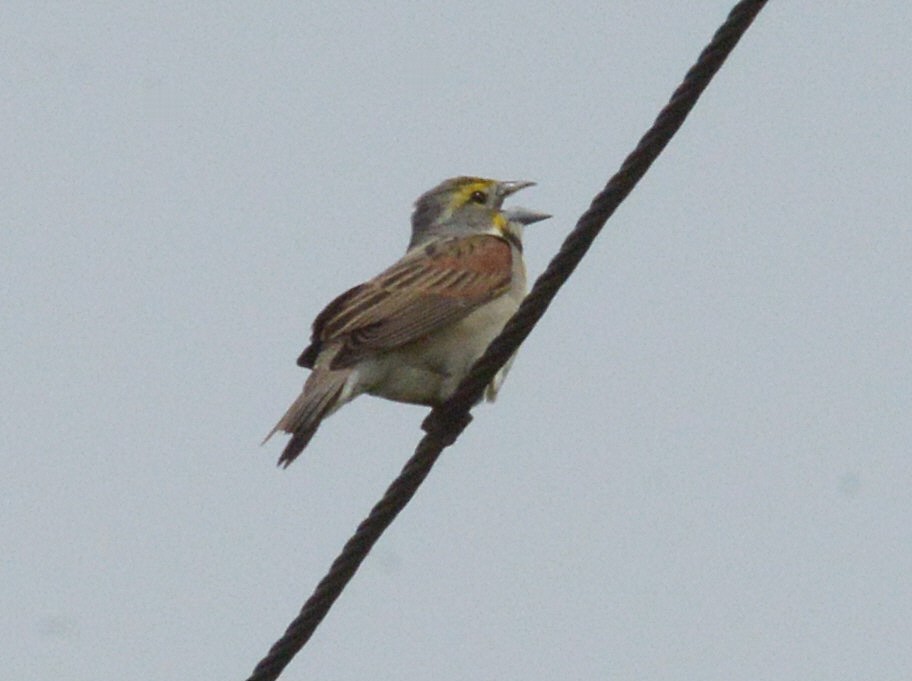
[{"left": 246, "top": 1, "right": 768, "bottom": 679}]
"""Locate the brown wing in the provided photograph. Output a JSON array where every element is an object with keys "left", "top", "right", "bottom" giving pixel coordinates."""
[{"left": 297, "top": 235, "right": 513, "bottom": 370}]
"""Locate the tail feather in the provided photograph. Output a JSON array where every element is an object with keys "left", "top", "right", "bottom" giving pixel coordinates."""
[{"left": 264, "top": 369, "right": 351, "bottom": 467}]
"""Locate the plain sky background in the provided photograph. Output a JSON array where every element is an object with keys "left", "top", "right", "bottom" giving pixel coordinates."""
[{"left": 3, "top": 2, "right": 911, "bottom": 680}]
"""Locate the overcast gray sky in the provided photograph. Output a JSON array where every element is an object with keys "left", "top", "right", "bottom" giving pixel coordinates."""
[{"left": 3, "top": 2, "right": 911, "bottom": 680}]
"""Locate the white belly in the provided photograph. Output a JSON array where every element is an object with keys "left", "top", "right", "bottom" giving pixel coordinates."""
[{"left": 360, "top": 275, "right": 525, "bottom": 406}]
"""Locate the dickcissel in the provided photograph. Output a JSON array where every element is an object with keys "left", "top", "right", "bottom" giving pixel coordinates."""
[{"left": 266, "top": 176, "right": 550, "bottom": 466}]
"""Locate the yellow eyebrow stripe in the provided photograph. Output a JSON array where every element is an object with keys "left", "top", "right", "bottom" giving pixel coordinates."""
[{"left": 448, "top": 180, "right": 495, "bottom": 211}]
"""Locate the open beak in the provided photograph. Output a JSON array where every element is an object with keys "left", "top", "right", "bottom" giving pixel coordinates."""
[
  {"left": 503, "top": 206, "right": 552, "bottom": 226},
  {"left": 497, "top": 180, "right": 537, "bottom": 198}
]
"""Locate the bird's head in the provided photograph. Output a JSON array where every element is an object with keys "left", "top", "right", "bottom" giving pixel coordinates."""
[{"left": 409, "top": 176, "right": 549, "bottom": 249}]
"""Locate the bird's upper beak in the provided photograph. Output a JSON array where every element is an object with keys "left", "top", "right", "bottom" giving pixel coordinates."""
[
  {"left": 503, "top": 206, "right": 552, "bottom": 226},
  {"left": 497, "top": 180, "right": 537, "bottom": 198}
]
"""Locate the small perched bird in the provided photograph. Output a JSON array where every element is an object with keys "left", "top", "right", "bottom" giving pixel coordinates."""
[{"left": 265, "top": 176, "right": 550, "bottom": 466}]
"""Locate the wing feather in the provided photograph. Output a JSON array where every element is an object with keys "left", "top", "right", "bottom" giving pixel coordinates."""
[{"left": 297, "top": 235, "right": 513, "bottom": 369}]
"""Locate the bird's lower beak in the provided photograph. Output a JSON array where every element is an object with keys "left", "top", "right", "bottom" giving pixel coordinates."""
[
  {"left": 503, "top": 206, "right": 552, "bottom": 226},
  {"left": 497, "top": 180, "right": 536, "bottom": 197}
]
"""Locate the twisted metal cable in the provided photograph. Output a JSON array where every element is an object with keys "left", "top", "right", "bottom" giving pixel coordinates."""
[{"left": 246, "top": 1, "right": 768, "bottom": 678}]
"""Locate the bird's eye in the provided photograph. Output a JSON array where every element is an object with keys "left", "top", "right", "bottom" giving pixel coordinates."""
[{"left": 470, "top": 190, "right": 488, "bottom": 204}]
